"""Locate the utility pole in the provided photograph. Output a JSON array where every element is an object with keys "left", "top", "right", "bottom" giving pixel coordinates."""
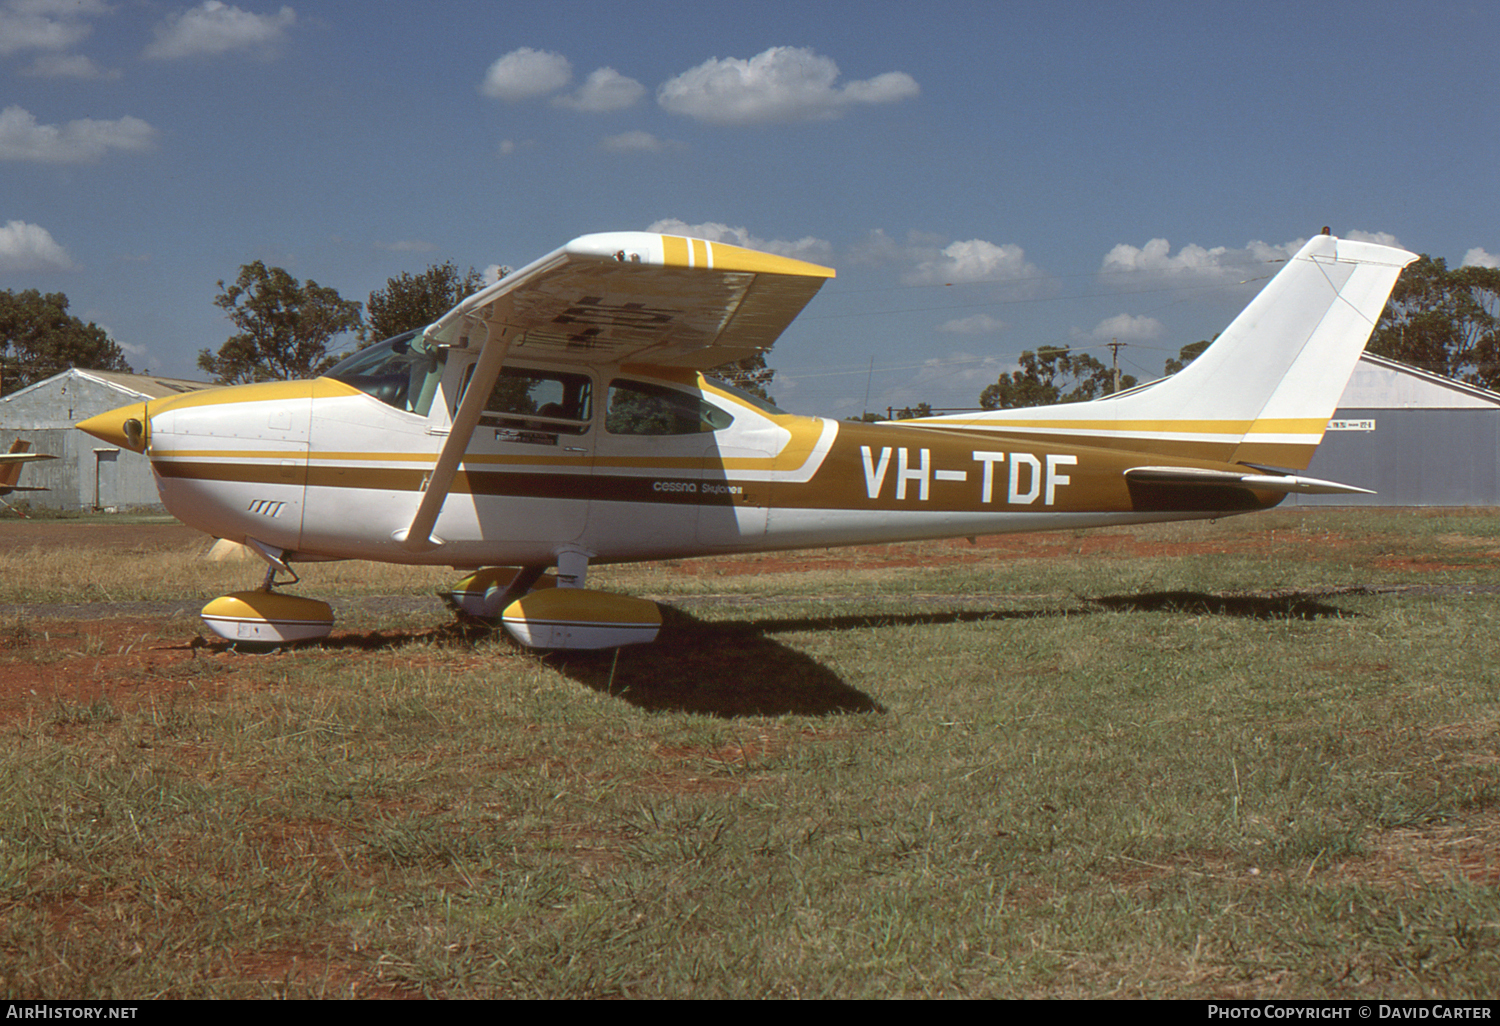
[{"left": 1107, "top": 338, "right": 1125, "bottom": 394}]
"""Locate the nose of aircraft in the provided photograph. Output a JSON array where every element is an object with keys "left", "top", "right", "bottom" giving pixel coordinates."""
[{"left": 76, "top": 402, "right": 149, "bottom": 454}]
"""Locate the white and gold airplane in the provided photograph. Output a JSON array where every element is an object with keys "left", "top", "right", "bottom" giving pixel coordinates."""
[{"left": 77, "top": 230, "right": 1416, "bottom": 648}]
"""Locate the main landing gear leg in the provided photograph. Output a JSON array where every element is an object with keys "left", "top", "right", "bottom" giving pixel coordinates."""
[
  {"left": 444, "top": 565, "right": 551, "bottom": 621},
  {"left": 492, "top": 565, "right": 547, "bottom": 612}
]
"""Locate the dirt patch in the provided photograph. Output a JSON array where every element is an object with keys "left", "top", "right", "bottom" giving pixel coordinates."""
[
  {"left": 0, "top": 613, "right": 456, "bottom": 730},
  {"left": 0, "top": 616, "right": 209, "bottom": 725},
  {"left": 0, "top": 517, "right": 210, "bottom": 554},
  {"left": 1338, "top": 812, "right": 1500, "bottom": 890}
]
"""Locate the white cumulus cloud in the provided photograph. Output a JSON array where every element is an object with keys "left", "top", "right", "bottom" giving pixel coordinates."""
[
  {"left": 143, "top": 2, "right": 296, "bottom": 60},
  {"left": 480, "top": 47, "right": 572, "bottom": 101},
  {"left": 1345, "top": 230, "right": 1404, "bottom": 247},
  {"left": 556, "top": 67, "right": 646, "bottom": 112},
  {"left": 1463, "top": 247, "right": 1499, "bottom": 268},
  {"left": 852, "top": 229, "right": 1049, "bottom": 299},
  {"left": 904, "top": 238, "right": 1038, "bottom": 287},
  {"left": 657, "top": 46, "right": 918, "bottom": 125},
  {"left": 0, "top": 0, "right": 108, "bottom": 56},
  {"left": 20, "top": 53, "right": 118, "bottom": 79},
  {"left": 1100, "top": 237, "right": 1303, "bottom": 285},
  {"left": 647, "top": 218, "right": 833, "bottom": 265},
  {"left": 1085, "top": 313, "right": 1163, "bottom": 341},
  {"left": 0, "top": 105, "right": 157, "bottom": 163},
  {"left": 0, "top": 220, "right": 73, "bottom": 272}
]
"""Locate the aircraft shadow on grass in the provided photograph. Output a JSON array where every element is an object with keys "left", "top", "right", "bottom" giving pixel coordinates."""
[
  {"left": 203, "top": 589, "right": 1355, "bottom": 719},
  {"left": 522, "top": 589, "right": 1357, "bottom": 718},
  {"left": 1087, "top": 590, "right": 1358, "bottom": 621}
]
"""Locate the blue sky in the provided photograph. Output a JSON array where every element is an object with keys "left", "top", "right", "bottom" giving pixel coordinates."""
[{"left": 3, "top": 0, "right": 1497, "bottom": 418}]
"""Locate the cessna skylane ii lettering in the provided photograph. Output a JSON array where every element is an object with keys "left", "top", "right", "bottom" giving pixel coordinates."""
[{"left": 77, "top": 230, "right": 1416, "bottom": 648}]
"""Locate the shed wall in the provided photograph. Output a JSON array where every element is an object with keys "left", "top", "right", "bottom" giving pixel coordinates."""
[
  {"left": 0, "top": 376, "right": 160, "bottom": 511},
  {"left": 1294, "top": 407, "right": 1500, "bottom": 506}
]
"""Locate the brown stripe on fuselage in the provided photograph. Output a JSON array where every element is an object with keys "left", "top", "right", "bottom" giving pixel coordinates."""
[{"left": 155, "top": 429, "right": 1285, "bottom": 515}]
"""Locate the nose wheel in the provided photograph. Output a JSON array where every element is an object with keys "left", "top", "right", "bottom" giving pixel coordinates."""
[{"left": 199, "top": 544, "right": 334, "bottom": 646}]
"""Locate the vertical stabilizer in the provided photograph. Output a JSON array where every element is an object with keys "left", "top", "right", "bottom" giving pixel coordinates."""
[{"left": 920, "top": 234, "right": 1418, "bottom": 469}]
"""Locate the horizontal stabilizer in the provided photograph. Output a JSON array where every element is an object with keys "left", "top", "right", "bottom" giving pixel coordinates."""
[{"left": 1124, "top": 466, "right": 1375, "bottom": 495}]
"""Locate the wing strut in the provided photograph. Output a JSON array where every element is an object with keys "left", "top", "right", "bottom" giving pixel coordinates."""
[{"left": 394, "top": 321, "right": 510, "bottom": 552}]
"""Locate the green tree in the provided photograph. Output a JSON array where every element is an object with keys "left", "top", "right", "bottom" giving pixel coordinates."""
[
  {"left": 711, "top": 351, "right": 776, "bottom": 403},
  {"left": 0, "top": 289, "right": 130, "bottom": 396},
  {"left": 979, "top": 346, "right": 1136, "bottom": 409},
  {"left": 892, "top": 402, "right": 933, "bottom": 420},
  {"left": 1164, "top": 338, "right": 1212, "bottom": 375},
  {"left": 198, "top": 261, "right": 363, "bottom": 384},
  {"left": 1367, "top": 255, "right": 1500, "bottom": 388},
  {"left": 364, "top": 261, "right": 491, "bottom": 343}
]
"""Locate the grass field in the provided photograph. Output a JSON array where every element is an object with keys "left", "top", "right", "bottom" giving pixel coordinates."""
[{"left": 1, "top": 508, "right": 1498, "bottom": 998}]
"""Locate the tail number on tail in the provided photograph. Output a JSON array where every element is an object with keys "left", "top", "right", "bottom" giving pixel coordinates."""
[{"left": 860, "top": 447, "right": 1076, "bottom": 505}]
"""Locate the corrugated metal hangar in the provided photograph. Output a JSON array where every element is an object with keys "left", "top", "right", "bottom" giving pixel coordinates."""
[
  {"left": 0, "top": 368, "right": 211, "bottom": 511},
  {"left": 0, "top": 355, "right": 1494, "bottom": 512},
  {"left": 1294, "top": 353, "right": 1500, "bottom": 506}
]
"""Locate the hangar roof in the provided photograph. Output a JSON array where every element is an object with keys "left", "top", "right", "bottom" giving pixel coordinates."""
[{"left": 1341, "top": 354, "right": 1500, "bottom": 410}]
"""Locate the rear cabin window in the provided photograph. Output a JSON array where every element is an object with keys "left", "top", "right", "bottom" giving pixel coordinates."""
[{"left": 606, "top": 380, "right": 733, "bottom": 435}]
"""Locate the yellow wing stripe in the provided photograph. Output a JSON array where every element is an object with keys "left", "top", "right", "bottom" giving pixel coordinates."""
[
  {"left": 661, "top": 235, "right": 689, "bottom": 268},
  {"left": 656, "top": 235, "right": 836, "bottom": 279}
]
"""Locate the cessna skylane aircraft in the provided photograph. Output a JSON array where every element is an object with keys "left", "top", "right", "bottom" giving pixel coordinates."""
[{"left": 77, "top": 230, "right": 1416, "bottom": 648}]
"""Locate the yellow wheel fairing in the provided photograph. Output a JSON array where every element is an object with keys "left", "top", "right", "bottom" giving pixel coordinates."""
[
  {"left": 501, "top": 589, "right": 662, "bottom": 649},
  {"left": 200, "top": 591, "right": 334, "bottom": 644}
]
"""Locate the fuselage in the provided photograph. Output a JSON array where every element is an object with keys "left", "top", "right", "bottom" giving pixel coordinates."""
[{"left": 105, "top": 340, "right": 1283, "bottom": 570}]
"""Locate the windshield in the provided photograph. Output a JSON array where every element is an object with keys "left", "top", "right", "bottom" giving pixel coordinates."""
[{"left": 325, "top": 331, "right": 445, "bottom": 416}]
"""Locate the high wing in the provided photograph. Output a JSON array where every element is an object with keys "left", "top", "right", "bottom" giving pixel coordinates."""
[
  {"left": 397, "top": 231, "right": 836, "bottom": 551},
  {"left": 422, "top": 231, "right": 835, "bottom": 369}
]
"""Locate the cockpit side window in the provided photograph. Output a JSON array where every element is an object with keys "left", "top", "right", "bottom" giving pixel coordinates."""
[
  {"left": 324, "top": 331, "right": 444, "bottom": 416},
  {"left": 479, "top": 367, "right": 593, "bottom": 435},
  {"left": 606, "top": 379, "right": 734, "bottom": 435}
]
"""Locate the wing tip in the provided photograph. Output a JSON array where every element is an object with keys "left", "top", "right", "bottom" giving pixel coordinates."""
[{"left": 565, "top": 231, "right": 835, "bottom": 279}]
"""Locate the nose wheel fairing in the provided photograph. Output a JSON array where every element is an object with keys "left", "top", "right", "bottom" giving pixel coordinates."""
[
  {"left": 200, "top": 590, "right": 335, "bottom": 645},
  {"left": 200, "top": 542, "right": 334, "bottom": 647}
]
